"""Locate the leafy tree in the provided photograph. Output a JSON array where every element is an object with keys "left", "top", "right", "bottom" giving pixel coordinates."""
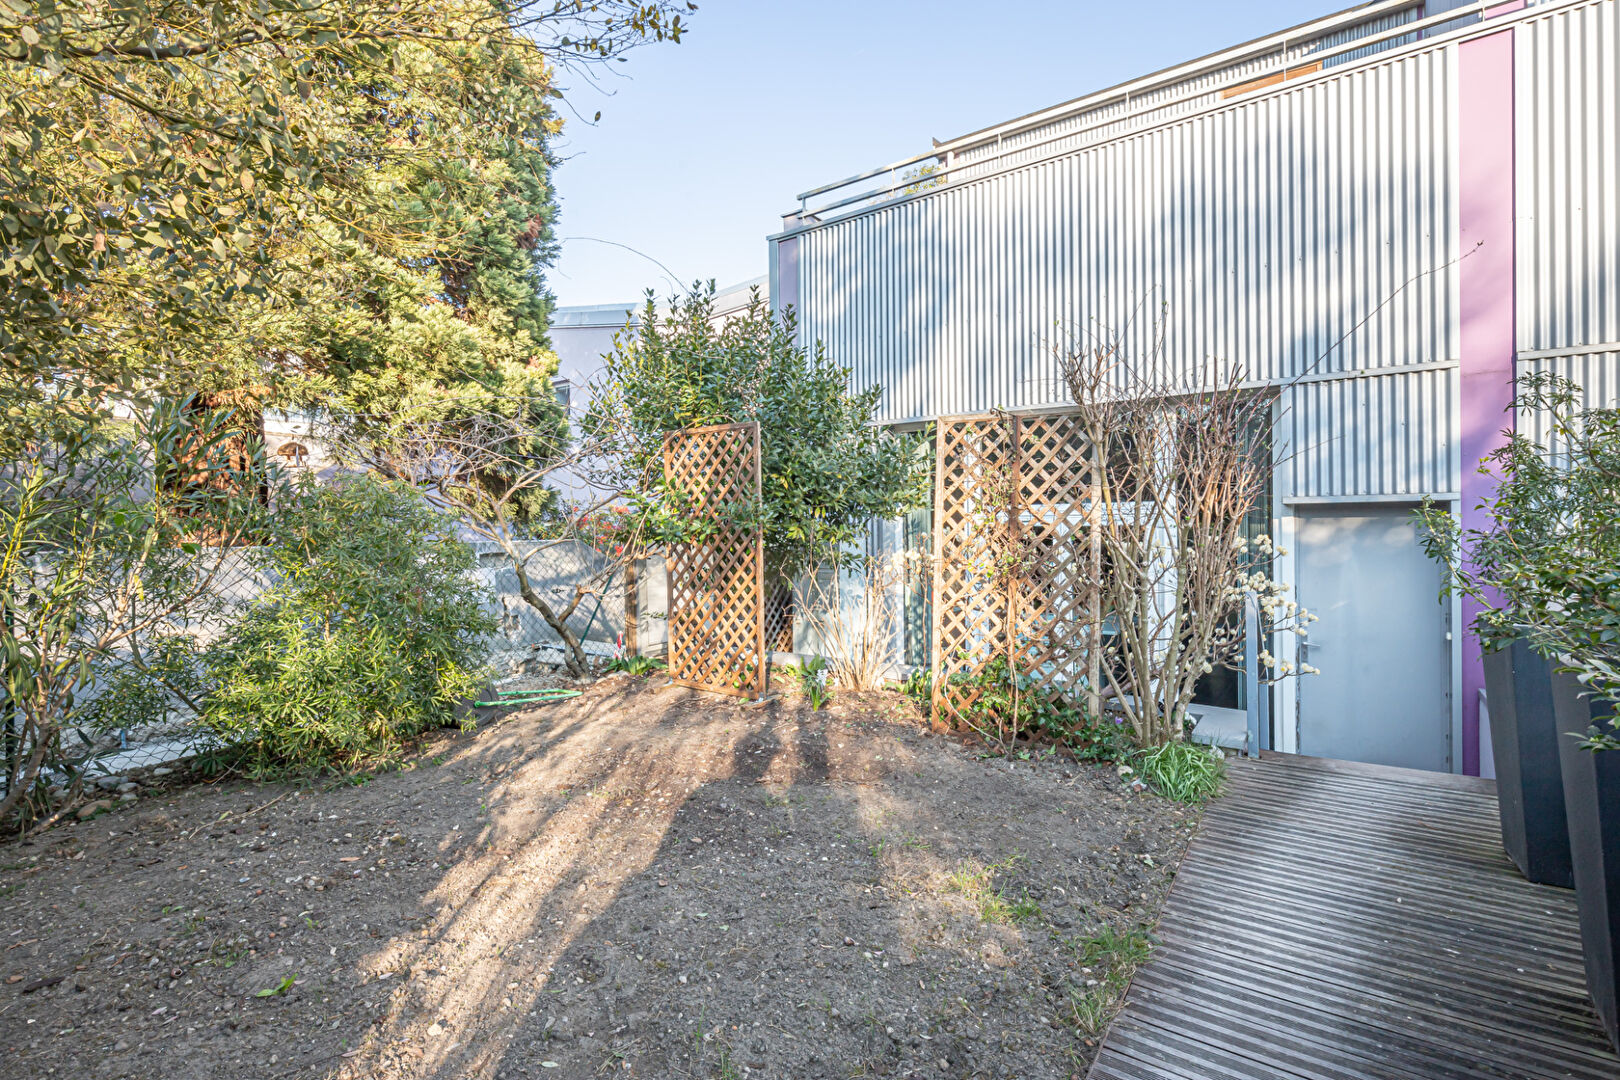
[
  {"left": 269, "top": 41, "right": 569, "bottom": 436},
  {"left": 0, "top": 0, "right": 694, "bottom": 434},
  {"left": 594, "top": 285, "right": 928, "bottom": 581}
]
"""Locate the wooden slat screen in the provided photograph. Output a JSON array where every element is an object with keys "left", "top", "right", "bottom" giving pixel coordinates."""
[
  {"left": 662, "top": 421, "right": 766, "bottom": 698},
  {"left": 931, "top": 412, "right": 1102, "bottom": 729}
]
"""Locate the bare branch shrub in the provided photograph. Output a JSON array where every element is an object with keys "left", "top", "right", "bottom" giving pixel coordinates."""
[
  {"left": 1059, "top": 340, "right": 1314, "bottom": 746},
  {"left": 333, "top": 403, "right": 651, "bottom": 679}
]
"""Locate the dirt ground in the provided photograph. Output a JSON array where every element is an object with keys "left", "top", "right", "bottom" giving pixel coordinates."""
[{"left": 0, "top": 674, "right": 1199, "bottom": 1080}]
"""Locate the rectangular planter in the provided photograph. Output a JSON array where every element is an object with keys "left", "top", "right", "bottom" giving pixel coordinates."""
[
  {"left": 1550, "top": 669, "right": 1620, "bottom": 1051},
  {"left": 1484, "top": 641, "right": 1574, "bottom": 887}
]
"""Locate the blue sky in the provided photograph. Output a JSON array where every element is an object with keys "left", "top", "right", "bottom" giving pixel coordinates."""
[{"left": 547, "top": 0, "right": 1348, "bottom": 308}]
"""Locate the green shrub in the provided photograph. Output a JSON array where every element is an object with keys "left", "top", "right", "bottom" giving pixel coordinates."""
[
  {"left": 1419, "top": 373, "right": 1620, "bottom": 748},
  {"left": 199, "top": 476, "right": 495, "bottom": 772},
  {"left": 1134, "top": 740, "right": 1225, "bottom": 803},
  {"left": 82, "top": 635, "right": 207, "bottom": 735},
  {"left": 897, "top": 666, "right": 933, "bottom": 710},
  {"left": 950, "top": 657, "right": 1133, "bottom": 762}
]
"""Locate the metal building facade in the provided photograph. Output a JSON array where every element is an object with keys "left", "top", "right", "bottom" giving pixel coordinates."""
[
  {"left": 794, "top": 41, "right": 1463, "bottom": 500},
  {"left": 1517, "top": 1, "right": 1620, "bottom": 452},
  {"left": 770, "top": 0, "right": 1620, "bottom": 774}
]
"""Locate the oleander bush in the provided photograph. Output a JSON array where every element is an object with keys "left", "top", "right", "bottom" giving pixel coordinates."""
[{"left": 200, "top": 476, "right": 495, "bottom": 772}]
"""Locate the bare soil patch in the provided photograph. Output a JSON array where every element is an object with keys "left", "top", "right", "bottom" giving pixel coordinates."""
[{"left": 0, "top": 676, "right": 1197, "bottom": 1080}]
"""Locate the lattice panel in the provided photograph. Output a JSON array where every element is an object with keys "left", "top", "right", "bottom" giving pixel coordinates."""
[
  {"left": 931, "top": 417, "right": 1015, "bottom": 726},
  {"left": 663, "top": 422, "right": 766, "bottom": 698},
  {"left": 931, "top": 412, "right": 1102, "bottom": 728},
  {"left": 1014, "top": 413, "right": 1102, "bottom": 713}
]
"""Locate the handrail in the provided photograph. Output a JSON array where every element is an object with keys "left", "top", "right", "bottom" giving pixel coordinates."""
[
  {"left": 792, "top": 0, "right": 1423, "bottom": 204},
  {"left": 793, "top": 0, "right": 1499, "bottom": 221}
]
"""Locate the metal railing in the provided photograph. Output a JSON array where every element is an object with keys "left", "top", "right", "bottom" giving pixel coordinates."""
[{"left": 787, "top": 0, "right": 1528, "bottom": 225}]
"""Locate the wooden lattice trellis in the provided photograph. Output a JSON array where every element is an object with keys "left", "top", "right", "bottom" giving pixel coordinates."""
[
  {"left": 931, "top": 412, "right": 1102, "bottom": 728},
  {"left": 663, "top": 421, "right": 766, "bottom": 698}
]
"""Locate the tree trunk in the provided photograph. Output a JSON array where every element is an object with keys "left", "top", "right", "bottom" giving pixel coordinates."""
[{"left": 510, "top": 549, "right": 591, "bottom": 678}]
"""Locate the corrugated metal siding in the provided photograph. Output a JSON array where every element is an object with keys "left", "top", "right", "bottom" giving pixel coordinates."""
[
  {"left": 1519, "top": 349, "right": 1620, "bottom": 455},
  {"left": 1317, "top": 7, "right": 1423, "bottom": 67},
  {"left": 1516, "top": 0, "right": 1620, "bottom": 352},
  {"left": 947, "top": 8, "right": 1424, "bottom": 178},
  {"left": 1283, "top": 367, "right": 1458, "bottom": 498},
  {"left": 800, "top": 47, "right": 1460, "bottom": 440}
]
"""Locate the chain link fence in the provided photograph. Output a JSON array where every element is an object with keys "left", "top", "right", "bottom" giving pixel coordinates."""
[
  {"left": 470, "top": 539, "right": 625, "bottom": 676},
  {"left": 43, "top": 548, "right": 268, "bottom": 785},
  {"left": 27, "top": 542, "right": 669, "bottom": 785}
]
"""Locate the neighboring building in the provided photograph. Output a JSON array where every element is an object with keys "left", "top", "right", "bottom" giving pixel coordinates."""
[
  {"left": 549, "top": 277, "right": 770, "bottom": 419},
  {"left": 768, "top": 0, "right": 1619, "bottom": 775},
  {"left": 263, "top": 410, "right": 334, "bottom": 476}
]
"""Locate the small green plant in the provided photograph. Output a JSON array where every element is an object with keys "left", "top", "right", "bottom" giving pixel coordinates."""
[
  {"left": 787, "top": 655, "right": 831, "bottom": 711},
  {"left": 945, "top": 854, "right": 1034, "bottom": 924},
  {"left": 208, "top": 939, "right": 248, "bottom": 968},
  {"left": 1134, "top": 740, "right": 1225, "bottom": 803},
  {"left": 604, "top": 655, "right": 667, "bottom": 676},
  {"left": 1075, "top": 925, "right": 1154, "bottom": 968},
  {"left": 255, "top": 974, "right": 297, "bottom": 998},
  {"left": 950, "top": 657, "right": 1133, "bottom": 762},
  {"left": 1004, "top": 889, "right": 1043, "bottom": 924},
  {"left": 897, "top": 666, "right": 932, "bottom": 709},
  {"left": 1067, "top": 926, "right": 1154, "bottom": 1035}
]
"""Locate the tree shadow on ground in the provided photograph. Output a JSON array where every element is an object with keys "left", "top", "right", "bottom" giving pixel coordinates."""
[{"left": 323, "top": 679, "right": 1186, "bottom": 1080}]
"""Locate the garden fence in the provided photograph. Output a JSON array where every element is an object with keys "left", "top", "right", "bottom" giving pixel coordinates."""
[
  {"left": 932, "top": 411, "right": 1104, "bottom": 727},
  {"left": 24, "top": 538, "right": 658, "bottom": 784},
  {"left": 662, "top": 421, "right": 766, "bottom": 698}
]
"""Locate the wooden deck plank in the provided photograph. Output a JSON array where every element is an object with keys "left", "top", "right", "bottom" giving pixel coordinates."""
[{"left": 1087, "top": 756, "right": 1620, "bottom": 1080}]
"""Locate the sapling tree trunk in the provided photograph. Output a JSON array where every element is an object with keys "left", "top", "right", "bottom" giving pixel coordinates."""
[{"left": 506, "top": 539, "right": 593, "bottom": 678}]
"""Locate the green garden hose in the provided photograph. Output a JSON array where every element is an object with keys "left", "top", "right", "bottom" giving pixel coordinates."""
[{"left": 475, "top": 688, "right": 582, "bottom": 707}]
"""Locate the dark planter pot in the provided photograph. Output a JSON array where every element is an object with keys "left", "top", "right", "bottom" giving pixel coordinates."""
[
  {"left": 1550, "top": 669, "right": 1620, "bottom": 1051},
  {"left": 1483, "top": 641, "right": 1574, "bottom": 887}
]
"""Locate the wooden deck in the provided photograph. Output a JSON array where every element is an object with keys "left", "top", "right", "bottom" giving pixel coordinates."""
[{"left": 1089, "top": 754, "right": 1620, "bottom": 1080}]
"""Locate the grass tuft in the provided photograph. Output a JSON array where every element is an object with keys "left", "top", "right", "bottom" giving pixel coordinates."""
[
  {"left": 944, "top": 855, "right": 1039, "bottom": 924},
  {"left": 1066, "top": 925, "right": 1155, "bottom": 1035},
  {"left": 1134, "top": 740, "right": 1225, "bottom": 803}
]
